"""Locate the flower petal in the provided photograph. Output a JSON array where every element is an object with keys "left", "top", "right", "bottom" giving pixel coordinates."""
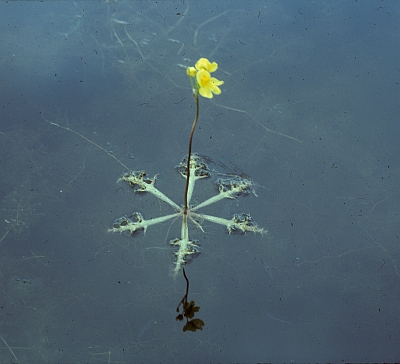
[
  {"left": 209, "top": 83, "right": 221, "bottom": 95},
  {"left": 195, "top": 58, "right": 211, "bottom": 71},
  {"left": 196, "top": 69, "right": 211, "bottom": 87},
  {"left": 210, "top": 77, "right": 224, "bottom": 86},
  {"left": 199, "top": 87, "right": 213, "bottom": 98},
  {"left": 195, "top": 58, "right": 218, "bottom": 73},
  {"left": 208, "top": 62, "right": 218, "bottom": 73}
]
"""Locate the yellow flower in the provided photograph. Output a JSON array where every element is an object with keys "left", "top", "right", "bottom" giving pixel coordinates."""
[
  {"left": 195, "top": 58, "right": 218, "bottom": 73},
  {"left": 196, "top": 69, "right": 224, "bottom": 99},
  {"left": 187, "top": 58, "right": 224, "bottom": 98},
  {"left": 186, "top": 66, "right": 197, "bottom": 77}
]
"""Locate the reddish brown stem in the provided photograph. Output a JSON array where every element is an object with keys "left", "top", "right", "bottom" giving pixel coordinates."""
[{"left": 183, "top": 94, "right": 199, "bottom": 216}]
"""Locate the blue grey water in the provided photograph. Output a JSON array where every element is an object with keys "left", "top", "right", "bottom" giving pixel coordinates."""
[{"left": 0, "top": 1, "right": 399, "bottom": 362}]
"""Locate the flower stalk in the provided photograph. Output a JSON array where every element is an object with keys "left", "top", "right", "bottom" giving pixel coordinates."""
[{"left": 184, "top": 58, "right": 224, "bottom": 217}]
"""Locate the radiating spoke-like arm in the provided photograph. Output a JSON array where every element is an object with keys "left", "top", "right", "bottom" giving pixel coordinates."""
[
  {"left": 192, "top": 176, "right": 255, "bottom": 211},
  {"left": 193, "top": 212, "right": 266, "bottom": 234},
  {"left": 119, "top": 170, "right": 181, "bottom": 211},
  {"left": 109, "top": 212, "right": 180, "bottom": 235},
  {"left": 177, "top": 154, "right": 211, "bottom": 206},
  {"left": 170, "top": 236, "right": 200, "bottom": 276}
]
